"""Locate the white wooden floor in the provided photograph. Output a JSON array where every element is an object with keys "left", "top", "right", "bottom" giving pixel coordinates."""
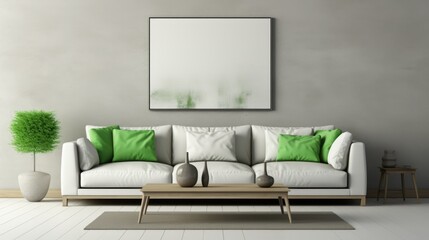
[{"left": 0, "top": 198, "right": 427, "bottom": 240}]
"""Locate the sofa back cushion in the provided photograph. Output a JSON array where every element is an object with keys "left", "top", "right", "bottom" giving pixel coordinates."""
[
  {"left": 328, "top": 132, "right": 353, "bottom": 170},
  {"left": 86, "top": 125, "right": 172, "bottom": 165},
  {"left": 314, "top": 129, "right": 342, "bottom": 163},
  {"left": 112, "top": 129, "right": 157, "bottom": 162},
  {"left": 88, "top": 125, "right": 119, "bottom": 164},
  {"left": 76, "top": 137, "right": 99, "bottom": 171},
  {"left": 264, "top": 128, "right": 313, "bottom": 161},
  {"left": 186, "top": 130, "right": 237, "bottom": 162},
  {"left": 172, "top": 125, "right": 251, "bottom": 165},
  {"left": 251, "top": 125, "right": 334, "bottom": 165},
  {"left": 277, "top": 134, "right": 321, "bottom": 162}
]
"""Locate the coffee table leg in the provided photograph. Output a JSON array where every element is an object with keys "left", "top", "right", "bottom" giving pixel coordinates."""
[
  {"left": 278, "top": 196, "right": 284, "bottom": 214},
  {"left": 138, "top": 195, "right": 147, "bottom": 223},
  {"left": 284, "top": 194, "right": 292, "bottom": 224},
  {"left": 143, "top": 196, "right": 150, "bottom": 214}
]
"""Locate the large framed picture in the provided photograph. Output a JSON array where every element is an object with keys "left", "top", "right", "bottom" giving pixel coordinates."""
[{"left": 149, "top": 17, "right": 272, "bottom": 110}]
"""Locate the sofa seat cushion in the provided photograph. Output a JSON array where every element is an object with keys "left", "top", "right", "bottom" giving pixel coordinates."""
[
  {"left": 252, "top": 162, "right": 347, "bottom": 188},
  {"left": 172, "top": 161, "right": 254, "bottom": 184},
  {"left": 81, "top": 162, "right": 173, "bottom": 188}
]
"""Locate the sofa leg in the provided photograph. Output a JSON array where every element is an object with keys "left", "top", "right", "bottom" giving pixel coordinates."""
[
  {"left": 62, "top": 197, "right": 68, "bottom": 207},
  {"left": 360, "top": 196, "right": 366, "bottom": 206}
]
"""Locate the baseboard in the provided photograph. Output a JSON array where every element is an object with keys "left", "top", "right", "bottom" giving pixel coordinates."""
[
  {"left": 367, "top": 188, "right": 428, "bottom": 198},
  {"left": 0, "top": 189, "right": 61, "bottom": 198}
]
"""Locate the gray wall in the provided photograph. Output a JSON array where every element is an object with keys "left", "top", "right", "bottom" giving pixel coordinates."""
[{"left": 1, "top": 0, "right": 428, "bottom": 190}]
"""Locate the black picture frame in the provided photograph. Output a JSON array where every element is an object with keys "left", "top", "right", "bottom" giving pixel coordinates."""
[{"left": 149, "top": 17, "right": 274, "bottom": 111}]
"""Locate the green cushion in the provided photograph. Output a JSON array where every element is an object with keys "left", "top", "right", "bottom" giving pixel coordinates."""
[
  {"left": 88, "top": 125, "right": 119, "bottom": 164},
  {"left": 314, "top": 129, "right": 342, "bottom": 163},
  {"left": 112, "top": 129, "right": 157, "bottom": 162},
  {"left": 276, "top": 134, "right": 321, "bottom": 162}
]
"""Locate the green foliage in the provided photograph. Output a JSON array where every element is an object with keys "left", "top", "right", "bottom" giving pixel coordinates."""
[
  {"left": 10, "top": 110, "right": 60, "bottom": 154},
  {"left": 150, "top": 90, "right": 175, "bottom": 101},
  {"left": 234, "top": 91, "right": 251, "bottom": 108},
  {"left": 177, "top": 93, "right": 196, "bottom": 108}
]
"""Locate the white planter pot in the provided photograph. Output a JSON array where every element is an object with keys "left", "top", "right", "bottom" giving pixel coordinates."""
[{"left": 18, "top": 171, "right": 50, "bottom": 202}]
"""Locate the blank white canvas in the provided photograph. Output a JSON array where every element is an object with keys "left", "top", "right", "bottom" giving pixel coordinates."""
[{"left": 149, "top": 18, "right": 271, "bottom": 109}]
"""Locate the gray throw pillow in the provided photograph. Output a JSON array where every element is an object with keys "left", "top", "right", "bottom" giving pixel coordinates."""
[{"left": 76, "top": 137, "right": 99, "bottom": 171}]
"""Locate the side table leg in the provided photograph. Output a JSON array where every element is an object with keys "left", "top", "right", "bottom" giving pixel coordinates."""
[
  {"left": 284, "top": 194, "right": 292, "bottom": 224},
  {"left": 384, "top": 173, "right": 389, "bottom": 202},
  {"left": 377, "top": 172, "right": 384, "bottom": 201},
  {"left": 401, "top": 173, "right": 405, "bottom": 201},
  {"left": 412, "top": 173, "right": 420, "bottom": 202}
]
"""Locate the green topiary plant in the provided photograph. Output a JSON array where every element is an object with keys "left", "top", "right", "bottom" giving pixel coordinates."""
[{"left": 10, "top": 110, "right": 60, "bottom": 172}]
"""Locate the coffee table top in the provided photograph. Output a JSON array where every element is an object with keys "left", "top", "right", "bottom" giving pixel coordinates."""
[{"left": 142, "top": 184, "right": 289, "bottom": 194}]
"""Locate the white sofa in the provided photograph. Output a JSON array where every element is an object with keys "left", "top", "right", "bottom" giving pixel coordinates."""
[{"left": 61, "top": 125, "right": 367, "bottom": 206}]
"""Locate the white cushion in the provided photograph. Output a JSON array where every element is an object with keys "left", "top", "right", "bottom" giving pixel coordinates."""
[
  {"left": 328, "top": 132, "right": 353, "bottom": 170},
  {"left": 80, "top": 161, "right": 172, "bottom": 187},
  {"left": 252, "top": 162, "right": 347, "bottom": 188},
  {"left": 186, "top": 131, "right": 237, "bottom": 161},
  {"left": 85, "top": 125, "right": 172, "bottom": 165},
  {"left": 172, "top": 161, "right": 254, "bottom": 184},
  {"left": 172, "top": 125, "right": 251, "bottom": 165},
  {"left": 251, "top": 125, "right": 312, "bottom": 165},
  {"left": 264, "top": 128, "right": 313, "bottom": 162},
  {"left": 76, "top": 138, "right": 99, "bottom": 171}
]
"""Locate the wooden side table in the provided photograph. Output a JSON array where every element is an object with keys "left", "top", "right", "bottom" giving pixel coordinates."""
[{"left": 377, "top": 167, "right": 419, "bottom": 202}]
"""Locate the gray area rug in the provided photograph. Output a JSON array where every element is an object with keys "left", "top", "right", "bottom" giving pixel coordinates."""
[{"left": 85, "top": 212, "right": 354, "bottom": 230}]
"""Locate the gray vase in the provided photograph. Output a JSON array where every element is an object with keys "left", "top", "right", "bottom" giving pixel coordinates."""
[
  {"left": 201, "top": 160, "right": 209, "bottom": 187},
  {"left": 176, "top": 152, "right": 198, "bottom": 187},
  {"left": 382, "top": 150, "right": 397, "bottom": 168},
  {"left": 256, "top": 162, "right": 274, "bottom": 188}
]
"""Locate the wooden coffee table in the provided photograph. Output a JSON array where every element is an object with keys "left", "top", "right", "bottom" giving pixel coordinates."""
[{"left": 138, "top": 184, "right": 292, "bottom": 224}]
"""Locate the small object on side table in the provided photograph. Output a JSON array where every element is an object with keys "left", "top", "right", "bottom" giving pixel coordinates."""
[
  {"left": 256, "top": 162, "right": 274, "bottom": 188},
  {"left": 382, "top": 150, "right": 397, "bottom": 168},
  {"left": 377, "top": 166, "right": 419, "bottom": 202}
]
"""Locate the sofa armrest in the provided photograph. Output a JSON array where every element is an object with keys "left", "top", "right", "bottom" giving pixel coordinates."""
[
  {"left": 348, "top": 142, "right": 367, "bottom": 195},
  {"left": 61, "top": 141, "right": 80, "bottom": 195}
]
